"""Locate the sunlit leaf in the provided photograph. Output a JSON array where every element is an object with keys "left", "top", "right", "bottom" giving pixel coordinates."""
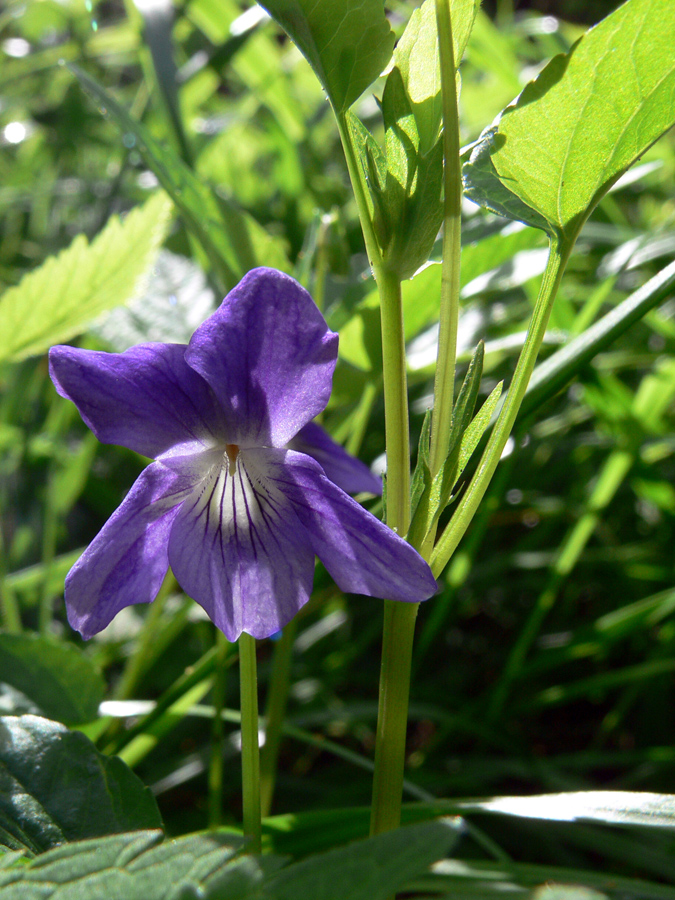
[
  {"left": 464, "top": 0, "right": 675, "bottom": 240},
  {"left": 0, "top": 192, "right": 172, "bottom": 364},
  {"left": 258, "top": 0, "right": 395, "bottom": 112}
]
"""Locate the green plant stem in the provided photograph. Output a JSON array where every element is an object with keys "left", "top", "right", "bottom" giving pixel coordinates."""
[
  {"left": 239, "top": 631, "right": 261, "bottom": 853},
  {"left": 208, "top": 629, "right": 230, "bottom": 828},
  {"left": 431, "top": 237, "right": 572, "bottom": 578},
  {"left": 429, "top": 0, "right": 462, "bottom": 479},
  {"left": 370, "top": 600, "right": 419, "bottom": 836},
  {"left": 337, "top": 106, "right": 418, "bottom": 841},
  {"left": 260, "top": 619, "right": 297, "bottom": 817}
]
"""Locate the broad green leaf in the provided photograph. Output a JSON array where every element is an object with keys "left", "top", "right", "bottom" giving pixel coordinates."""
[
  {"left": 0, "top": 634, "right": 104, "bottom": 726},
  {"left": 261, "top": 818, "right": 459, "bottom": 900},
  {"left": 258, "top": 0, "right": 395, "bottom": 112},
  {"left": 69, "top": 64, "right": 289, "bottom": 292},
  {"left": 0, "top": 191, "right": 172, "bottom": 364},
  {"left": 0, "top": 716, "right": 161, "bottom": 854},
  {"left": 464, "top": 0, "right": 675, "bottom": 240},
  {"left": 0, "top": 829, "right": 281, "bottom": 899}
]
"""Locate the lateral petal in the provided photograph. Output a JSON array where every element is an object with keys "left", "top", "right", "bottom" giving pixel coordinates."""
[
  {"left": 185, "top": 268, "right": 338, "bottom": 447},
  {"left": 65, "top": 462, "right": 194, "bottom": 639},
  {"left": 290, "top": 422, "right": 382, "bottom": 495},
  {"left": 49, "top": 343, "right": 224, "bottom": 459},
  {"left": 264, "top": 450, "right": 438, "bottom": 603},
  {"left": 167, "top": 449, "right": 315, "bottom": 641}
]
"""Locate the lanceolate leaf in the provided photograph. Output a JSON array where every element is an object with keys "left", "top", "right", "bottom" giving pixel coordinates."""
[
  {"left": 258, "top": 0, "right": 395, "bottom": 113},
  {"left": 0, "top": 634, "right": 104, "bottom": 727},
  {"left": 464, "top": 0, "right": 675, "bottom": 241},
  {"left": 0, "top": 192, "right": 172, "bottom": 364},
  {"left": 0, "top": 716, "right": 161, "bottom": 854}
]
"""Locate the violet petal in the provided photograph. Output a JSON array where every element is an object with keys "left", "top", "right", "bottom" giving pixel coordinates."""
[
  {"left": 291, "top": 422, "right": 382, "bottom": 495},
  {"left": 49, "top": 343, "right": 224, "bottom": 459},
  {"left": 65, "top": 462, "right": 194, "bottom": 639},
  {"left": 167, "top": 448, "right": 315, "bottom": 641},
  {"left": 264, "top": 449, "right": 438, "bottom": 603},
  {"left": 184, "top": 268, "right": 338, "bottom": 447}
]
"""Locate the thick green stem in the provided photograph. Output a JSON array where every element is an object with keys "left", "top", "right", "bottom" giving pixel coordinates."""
[
  {"left": 260, "top": 619, "right": 297, "bottom": 817},
  {"left": 239, "top": 631, "right": 261, "bottom": 853},
  {"left": 370, "top": 600, "right": 419, "bottom": 835},
  {"left": 431, "top": 237, "right": 572, "bottom": 578},
  {"left": 336, "top": 103, "right": 417, "bottom": 841},
  {"left": 208, "top": 629, "right": 230, "bottom": 828},
  {"left": 429, "top": 0, "right": 462, "bottom": 479}
]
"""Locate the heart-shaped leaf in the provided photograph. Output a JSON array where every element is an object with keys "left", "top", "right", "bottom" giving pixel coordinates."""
[{"left": 464, "top": 0, "right": 675, "bottom": 242}]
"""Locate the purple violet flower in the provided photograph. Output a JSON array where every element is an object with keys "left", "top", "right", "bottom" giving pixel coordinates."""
[{"left": 49, "top": 268, "right": 437, "bottom": 641}]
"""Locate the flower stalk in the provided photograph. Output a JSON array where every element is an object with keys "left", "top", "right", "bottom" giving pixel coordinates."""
[{"left": 239, "top": 631, "right": 262, "bottom": 853}]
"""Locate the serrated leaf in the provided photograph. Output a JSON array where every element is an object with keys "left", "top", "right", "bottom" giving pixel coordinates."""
[
  {"left": 464, "top": 0, "right": 675, "bottom": 240},
  {"left": 0, "top": 634, "right": 104, "bottom": 726},
  {"left": 0, "top": 716, "right": 161, "bottom": 854},
  {"left": 0, "top": 829, "right": 280, "bottom": 900},
  {"left": 0, "top": 191, "right": 172, "bottom": 364},
  {"left": 69, "top": 64, "right": 289, "bottom": 292},
  {"left": 258, "top": 0, "right": 395, "bottom": 113}
]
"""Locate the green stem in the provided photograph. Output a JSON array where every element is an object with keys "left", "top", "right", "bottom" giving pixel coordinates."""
[
  {"left": 336, "top": 103, "right": 416, "bottom": 841},
  {"left": 239, "top": 631, "right": 261, "bottom": 853},
  {"left": 431, "top": 236, "right": 572, "bottom": 578},
  {"left": 208, "top": 629, "right": 230, "bottom": 828},
  {"left": 370, "top": 600, "right": 419, "bottom": 835},
  {"left": 429, "top": 0, "right": 462, "bottom": 479},
  {"left": 260, "top": 619, "right": 297, "bottom": 817}
]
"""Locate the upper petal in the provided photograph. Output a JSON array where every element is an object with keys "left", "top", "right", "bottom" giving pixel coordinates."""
[
  {"left": 49, "top": 343, "right": 225, "bottom": 458},
  {"left": 184, "top": 268, "right": 338, "bottom": 447},
  {"left": 167, "top": 447, "right": 315, "bottom": 641},
  {"left": 263, "top": 450, "right": 438, "bottom": 603},
  {"left": 65, "top": 461, "right": 194, "bottom": 639},
  {"left": 290, "top": 422, "right": 382, "bottom": 495}
]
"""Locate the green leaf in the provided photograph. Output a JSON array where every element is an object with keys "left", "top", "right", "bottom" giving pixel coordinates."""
[
  {"left": 261, "top": 818, "right": 459, "bottom": 900},
  {"left": 0, "top": 191, "right": 172, "bottom": 364},
  {"left": 394, "top": 0, "right": 478, "bottom": 155},
  {"left": 68, "top": 64, "right": 289, "bottom": 292},
  {"left": 408, "top": 344, "right": 490, "bottom": 546},
  {"left": 0, "top": 716, "right": 161, "bottom": 854},
  {"left": 0, "top": 829, "right": 281, "bottom": 899},
  {"left": 464, "top": 0, "right": 675, "bottom": 240},
  {"left": 258, "top": 0, "right": 395, "bottom": 112},
  {"left": 0, "top": 634, "right": 104, "bottom": 726},
  {"left": 455, "top": 380, "right": 503, "bottom": 477}
]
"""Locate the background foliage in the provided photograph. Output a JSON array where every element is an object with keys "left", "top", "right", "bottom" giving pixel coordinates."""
[{"left": 1, "top": 0, "right": 675, "bottom": 896}]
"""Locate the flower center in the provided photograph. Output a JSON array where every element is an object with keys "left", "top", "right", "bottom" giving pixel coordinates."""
[{"left": 225, "top": 443, "right": 239, "bottom": 476}]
